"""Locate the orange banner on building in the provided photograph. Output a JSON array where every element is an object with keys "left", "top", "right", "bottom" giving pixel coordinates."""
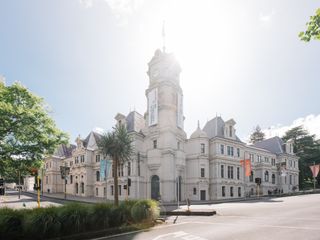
[{"left": 241, "top": 159, "right": 252, "bottom": 176}]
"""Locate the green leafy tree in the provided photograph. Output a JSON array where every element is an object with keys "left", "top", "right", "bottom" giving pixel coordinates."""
[
  {"left": 282, "top": 126, "right": 320, "bottom": 189},
  {"left": 249, "top": 125, "right": 265, "bottom": 144},
  {"left": 299, "top": 8, "right": 320, "bottom": 42},
  {"left": 98, "top": 124, "right": 133, "bottom": 206},
  {"left": 0, "top": 82, "right": 68, "bottom": 179}
]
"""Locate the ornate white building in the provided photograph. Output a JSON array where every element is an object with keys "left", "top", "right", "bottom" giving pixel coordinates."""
[{"left": 43, "top": 49, "right": 299, "bottom": 202}]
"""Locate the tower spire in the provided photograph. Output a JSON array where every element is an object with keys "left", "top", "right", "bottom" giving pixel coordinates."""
[{"left": 162, "top": 20, "right": 166, "bottom": 53}]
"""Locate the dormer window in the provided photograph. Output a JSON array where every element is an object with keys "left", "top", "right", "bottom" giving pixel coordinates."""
[{"left": 229, "top": 126, "right": 232, "bottom": 137}]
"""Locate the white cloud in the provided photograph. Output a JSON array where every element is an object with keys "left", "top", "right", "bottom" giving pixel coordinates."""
[
  {"left": 79, "top": 0, "right": 144, "bottom": 24},
  {"left": 79, "top": 0, "right": 93, "bottom": 8},
  {"left": 263, "top": 114, "right": 320, "bottom": 139},
  {"left": 92, "top": 127, "right": 105, "bottom": 135},
  {"left": 259, "top": 9, "right": 275, "bottom": 22}
]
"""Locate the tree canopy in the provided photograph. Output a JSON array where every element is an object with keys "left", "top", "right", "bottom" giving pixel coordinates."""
[
  {"left": 0, "top": 82, "right": 68, "bottom": 179},
  {"left": 249, "top": 125, "right": 265, "bottom": 144},
  {"left": 98, "top": 124, "right": 133, "bottom": 205},
  {"left": 282, "top": 126, "right": 320, "bottom": 189},
  {"left": 299, "top": 8, "right": 320, "bottom": 42}
]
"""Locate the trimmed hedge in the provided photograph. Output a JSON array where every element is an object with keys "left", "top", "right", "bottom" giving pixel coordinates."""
[{"left": 0, "top": 199, "right": 159, "bottom": 240}]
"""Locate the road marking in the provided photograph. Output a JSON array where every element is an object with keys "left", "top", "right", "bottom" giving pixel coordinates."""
[
  {"left": 189, "top": 221, "right": 320, "bottom": 231},
  {"left": 152, "top": 231, "right": 208, "bottom": 240},
  {"left": 91, "top": 223, "right": 189, "bottom": 240}
]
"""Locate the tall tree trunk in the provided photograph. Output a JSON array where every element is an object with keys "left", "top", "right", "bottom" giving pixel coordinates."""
[{"left": 114, "top": 157, "right": 119, "bottom": 206}]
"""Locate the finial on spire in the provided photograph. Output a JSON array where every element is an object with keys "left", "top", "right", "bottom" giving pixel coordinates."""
[{"left": 162, "top": 20, "right": 166, "bottom": 53}]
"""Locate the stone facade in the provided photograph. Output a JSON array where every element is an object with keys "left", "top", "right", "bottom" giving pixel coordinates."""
[{"left": 43, "top": 49, "right": 299, "bottom": 202}]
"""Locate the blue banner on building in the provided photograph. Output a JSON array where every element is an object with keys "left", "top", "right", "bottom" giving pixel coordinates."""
[{"left": 100, "top": 159, "right": 112, "bottom": 180}]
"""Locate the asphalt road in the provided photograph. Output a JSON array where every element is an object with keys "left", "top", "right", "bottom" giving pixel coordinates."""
[{"left": 96, "top": 194, "right": 320, "bottom": 240}]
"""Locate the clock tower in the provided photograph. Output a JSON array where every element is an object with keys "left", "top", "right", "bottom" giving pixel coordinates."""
[{"left": 143, "top": 48, "right": 186, "bottom": 202}]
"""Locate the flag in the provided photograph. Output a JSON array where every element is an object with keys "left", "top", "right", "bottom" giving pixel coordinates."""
[
  {"left": 309, "top": 164, "right": 320, "bottom": 178},
  {"left": 100, "top": 159, "right": 112, "bottom": 180},
  {"left": 241, "top": 159, "right": 251, "bottom": 176}
]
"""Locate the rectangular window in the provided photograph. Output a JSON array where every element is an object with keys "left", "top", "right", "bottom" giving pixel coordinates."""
[
  {"left": 138, "top": 153, "right": 141, "bottom": 177},
  {"left": 289, "top": 175, "right": 292, "bottom": 185},
  {"left": 111, "top": 185, "right": 114, "bottom": 195},
  {"left": 193, "top": 188, "right": 197, "bottom": 195},
  {"left": 222, "top": 186, "right": 225, "bottom": 197},
  {"left": 220, "top": 145, "right": 224, "bottom": 155},
  {"left": 227, "top": 146, "right": 231, "bottom": 156},
  {"left": 121, "top": 164, "right": 124, "bottom": 177},
  {"left": 119, "top": 185, "right": 121, "bottom": 195},
  {"left": 46, "top": 176, "right": 48, "bottom": 184},
  {"left": 271, "top": 158, "right": 276, "bottom": 166},
  {"left": 229, "top": 126, "right": 233, "bottom": 137},
  {"left": 96, "top": 154, "right": 100, "bottom": 162},
  {"left": 201, "top": 168, "right": 205, "bottom": 178},
  {"left": 257, "top": 155, "right": 261, "bottom": 163},
  {"left": 70, "top": 161, "right": 73, "bottom": 166},
  {"left": 238, "top": 187, "right": 241, "bottom": 197},
  {"left": 231, "top": 147, "right": 234, "bottom": 156},
  {"left": 153, "top": 140, "right": 157, "bottom": 149},
  {"left": 289, "top": 160, "right": 292, "bottom": 167},
  {"left": 228, "top": 166, "right": 234, "bottom": 179},
  {"left": 96, "top": 188, "right": 98, "bottom": 196},
  {"left": 237, "top": 167, "right": 240, "bottom": 180},
  {"left": 237, "top": 148, "right": 240, "bottom": 157},
  {"left": 265, "top": 157, "right": 269, "bottom": 163},
  {"left": 294, "top": 161, "right": 296, "bottom": 168},
  {"left": 103, "top": 187, "right": 106, "bottom": 196},
  {"left": 250, "top": 154, "right": 254, "bottom": 163},
  {"left": 230, "top": 186, "right": 233, "bottom": 197},
  {"left": 127, "top": 162, "right": 131, "bottom": 176},
  {"left": 201, "top": 143, "right": 205, "bottom": 154},
  {"left": 221, "top": 165, "right": 224, "bottom": 178},
  {"left": 70, "top": 175, "right": 73, "bottom": 184},
  {"left": 80, "top": 155, "right": 85, "bottom": 163}
]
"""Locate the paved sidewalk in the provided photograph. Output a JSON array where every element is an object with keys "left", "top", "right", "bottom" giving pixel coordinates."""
[
  {"left": 0, "top": 191, "right": 62, "bottom": 209},
  {"left": 25, "top": 191, "right": 112, "bottom": 204}
]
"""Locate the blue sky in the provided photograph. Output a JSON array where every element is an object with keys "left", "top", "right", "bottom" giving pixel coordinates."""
[{"left": 1, "top": 0, "right": 320, "bottom": 142}]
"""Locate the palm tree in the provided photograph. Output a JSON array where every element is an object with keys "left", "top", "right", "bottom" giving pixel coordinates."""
[{"left": 98, "top": 124, "right": 133, "bottom": 206}]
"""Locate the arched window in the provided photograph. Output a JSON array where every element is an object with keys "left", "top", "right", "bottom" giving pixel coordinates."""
[
  {"left": 96, "top": 171, "right": 100, "bottom": 182},
  {"left": 151, "top": 175, "right": 160, "bottom": 200},
  {"left": 265, "top": 171, "right": 269, "bottom": 182},
  {"left": 272, "top": 174, "right": 276, "bottom": 184}
]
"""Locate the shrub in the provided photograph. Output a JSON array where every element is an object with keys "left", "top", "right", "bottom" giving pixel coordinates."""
[
  {"left": 0, "top": 208, "right": 28, "bottom": 240},
  {"left": 131, "top": 199, "right": 159, "bottom": 223},
  {"left": 88, "top": 203, "right": 112, "bottom": 230},
  {"left": 23, "top": 206, "right": 61, "bottom": 239},
  {"left": 58, "top": 203, "right": 91, "bottom": 235}
]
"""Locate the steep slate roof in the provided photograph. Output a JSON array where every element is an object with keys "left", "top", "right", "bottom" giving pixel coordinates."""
[
  {"left": 252, "top": 136, "right": 285, "bottom": 154},
  {"left": 53, "top": 144, "right": 76, "bottom": 158},
  {"left": 203, "top": 117, "right": 225, "bottom": 139},
  {"left": 126, "top": 111, "right": 145, "bottom": 133},
  {"left": 203, "top": 116, "right": 242, "bottom": 142}
]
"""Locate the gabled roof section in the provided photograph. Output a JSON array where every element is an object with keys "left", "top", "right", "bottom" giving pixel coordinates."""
[
  {"left": 53, "top": 144, "right": 76, "bottom": 158},
  {"left": 252, "top": 136, "right": 284, "bottom": 154},
  {"left": 83, "top": 131, "right": 102, "bottom": 150}
]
